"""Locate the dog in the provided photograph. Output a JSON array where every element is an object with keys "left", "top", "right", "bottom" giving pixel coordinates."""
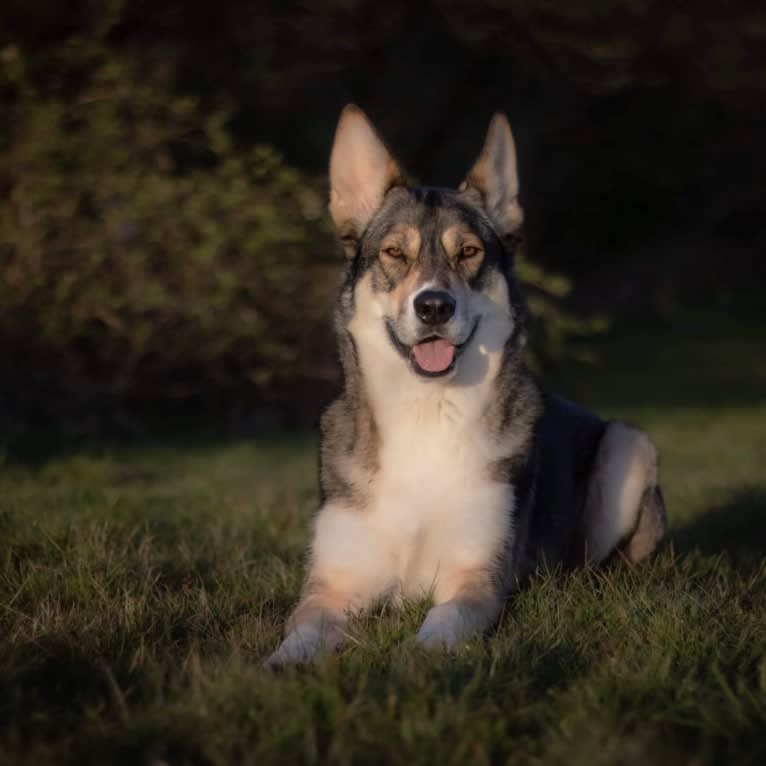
[{"left": 265, "top": 105, "right": 666, "bottom": 667}]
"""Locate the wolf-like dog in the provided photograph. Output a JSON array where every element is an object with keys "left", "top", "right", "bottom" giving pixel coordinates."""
[{"left": 265, "top": 105, "right": 666, "bottom": 667}]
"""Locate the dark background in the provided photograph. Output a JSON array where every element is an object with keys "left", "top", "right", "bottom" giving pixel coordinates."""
[{"left": 1, "top": 0, "right": 764, "bottom": 445}]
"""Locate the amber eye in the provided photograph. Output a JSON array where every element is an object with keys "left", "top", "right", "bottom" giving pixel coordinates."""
[
  {"left": 460, "top": 245, "right": 481, "bottom": 259},
  {"left": 382, "top": 246, "right": 404, "bottom": 259}
]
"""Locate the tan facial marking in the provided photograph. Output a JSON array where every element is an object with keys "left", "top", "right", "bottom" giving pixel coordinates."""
[
  {"left": 389, "top": 263, "right": 426, "bottom": 315},
  {"left": 380, "top": 225, "right": 421, "bottom": 259},
  {"left": 378, "top": 225, "right": 422, "bottom": 283},
  {"left": 441, "top": 225, "right": 485, "bottom": 277}
]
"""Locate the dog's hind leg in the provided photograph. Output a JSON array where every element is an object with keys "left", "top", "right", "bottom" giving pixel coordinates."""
[
  {"left": 620, "top": 483, "right": 667, "bottom": 563},
  {"left": 581, "top": 422, "right": 667, "bottom": 564}
]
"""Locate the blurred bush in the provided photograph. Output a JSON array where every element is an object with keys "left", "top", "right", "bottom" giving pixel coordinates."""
[
  {"left": 0, "top": 5, "right": 598, "bottom": 435},
  {"left": 0, "top": 26, "right": 339, "bottom": 413}
]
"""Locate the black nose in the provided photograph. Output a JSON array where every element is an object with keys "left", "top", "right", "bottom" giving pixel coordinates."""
[{"left": 414, "top": 290, "right": 456, "bottom": 326}]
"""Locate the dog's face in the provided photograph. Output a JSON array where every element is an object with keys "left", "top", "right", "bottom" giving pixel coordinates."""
[
  {"left": 354, "top": 187, "right": 508, "bottom": 378},
  {"left": 330, "top": 106, "right": 524, "bottom": 380}
]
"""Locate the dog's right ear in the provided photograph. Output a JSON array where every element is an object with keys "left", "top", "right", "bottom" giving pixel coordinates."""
[{"left": 329, "top": 105, "right": 403, "bottom": 257}]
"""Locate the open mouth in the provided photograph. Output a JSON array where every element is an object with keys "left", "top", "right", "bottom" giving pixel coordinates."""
[
  {"left": 411, "top": 337, "right": 457, "bottom": 376},
  {"left": 385, "top": 319, "right": 480, "bottom": 378}
]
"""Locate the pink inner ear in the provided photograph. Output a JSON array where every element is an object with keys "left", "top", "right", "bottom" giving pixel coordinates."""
[{"left": 329, "top": 108, "right": 402, "bottom": 234}]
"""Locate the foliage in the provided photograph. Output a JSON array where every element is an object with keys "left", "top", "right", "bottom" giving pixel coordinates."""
[
  {"left": 516, "top": 251, "right": 607, "bottom": 368},
  {"left": 0, "top": 4, "right": 602, "bottom": 430},
  {"left": 0, "top": 27, "right": 334, "bottom": 406}
]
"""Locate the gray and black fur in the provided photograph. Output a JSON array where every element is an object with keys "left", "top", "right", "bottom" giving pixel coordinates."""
[{"left": 265, "top": 106, "right": 666, "bottom": 667}]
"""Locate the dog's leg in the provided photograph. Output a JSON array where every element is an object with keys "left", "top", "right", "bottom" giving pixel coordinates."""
[
  {"left": 264, "top": 502, "right": 391, "bottom": 668},
  {"left": 263, "top": 580, "right": 358, "bottom": 669},
  {"left": 621, "top": 484, "right": 667, "bottom": 563},
  {"left": 581, "top": 422, "right": 666, "bottom": 563},
  {"left": 415, "top": 573, "right": 502, "bottom": 651}
]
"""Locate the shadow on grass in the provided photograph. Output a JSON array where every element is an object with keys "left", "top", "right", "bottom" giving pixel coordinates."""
[
  {"left": 0, "top": 641, "right": 115, "bottom": 733},
  {"left": 522, "top": 640, "right": 585, "bottom": 695},
  {"left": 672, "top": 485, "right": 766, "bottom": 561}
]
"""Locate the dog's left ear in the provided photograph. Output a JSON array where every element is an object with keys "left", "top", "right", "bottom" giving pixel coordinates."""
[
  {"left": 329, "top": 105, "right": 404, "bottom": 257},
  {"left": 459, "top": 113, "right": 523, "bottom": 237}
]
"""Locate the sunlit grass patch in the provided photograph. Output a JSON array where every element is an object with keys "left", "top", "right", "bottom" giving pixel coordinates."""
[{"left": 1, "top": 324, "right": 765, "bottom": 765}]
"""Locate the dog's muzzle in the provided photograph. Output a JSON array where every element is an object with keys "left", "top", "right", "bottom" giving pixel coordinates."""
[{"left": 385, "top": 317, "right": 480, "bottom": 378}]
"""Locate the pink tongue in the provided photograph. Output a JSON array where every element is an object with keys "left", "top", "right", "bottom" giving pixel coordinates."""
[{"left": 412, "top": 338, "right": 455, "bottom": 373}]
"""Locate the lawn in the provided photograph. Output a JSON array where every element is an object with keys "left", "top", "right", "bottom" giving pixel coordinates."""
[{"left": 1, "top": 312, "right": 765, "bottom": 765}]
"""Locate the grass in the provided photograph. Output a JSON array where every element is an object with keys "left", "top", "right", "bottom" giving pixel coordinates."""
[{"left": 1, "top": 312, "right": 766, "bottom": 765}]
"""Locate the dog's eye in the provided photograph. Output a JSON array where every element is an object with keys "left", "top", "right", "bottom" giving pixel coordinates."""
[
  {"left": 382, "top": 246, "right": 404, "bottom": 259},
  {"left": 460, "top": 245, "right": 481, "bottom": 259}
]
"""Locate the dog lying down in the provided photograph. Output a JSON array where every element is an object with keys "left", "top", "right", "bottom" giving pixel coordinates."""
[{"left": 265, "top": 105, "right": 666, "bottom": 667}]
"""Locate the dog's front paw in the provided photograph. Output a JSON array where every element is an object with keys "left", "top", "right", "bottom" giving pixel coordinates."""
[
  {"left": 415, "top": 603, "right": 465, "bottom": 652},
  {"left": 262, "top": 625, "right": 322, "bottom": 670}
]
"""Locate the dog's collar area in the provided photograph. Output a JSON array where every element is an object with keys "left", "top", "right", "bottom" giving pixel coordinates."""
[{"left": 384, "top": 317, "right": 480, "bottom": 378}]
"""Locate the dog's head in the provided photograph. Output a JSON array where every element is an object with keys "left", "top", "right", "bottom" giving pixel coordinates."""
[{"left": 330, "top": 105, "right": 524, "bottom": 380}]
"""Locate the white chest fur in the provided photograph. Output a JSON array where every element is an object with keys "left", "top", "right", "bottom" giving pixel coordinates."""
[
  {"left": 310, "top": 273, "right": 517, "bottom": 605},
  {"left": 368, "top": 384, "right": 513, "bottom": 600}
]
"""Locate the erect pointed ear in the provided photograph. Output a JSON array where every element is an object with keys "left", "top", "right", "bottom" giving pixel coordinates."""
[
  {"left": 329, "top": 105, "right": 404, "bottom": 257},
  {"left": 459, "top": 113, "right": 523, "bottom": 237}
]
